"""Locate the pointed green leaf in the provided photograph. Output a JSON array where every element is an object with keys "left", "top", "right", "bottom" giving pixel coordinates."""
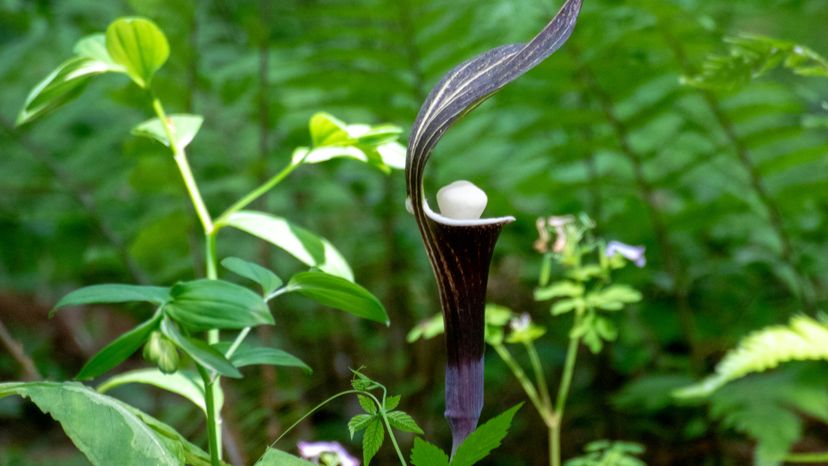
[
  {"left": 132, "top": 114, "right": 204, "bottom": 150},
  {"left": 98, "top": 369, "right": 210, "bottom": 413},
  {"left": 222, "top": 211, "right": 353, "bottom": 281},
  {"left": 213, "top": 342, "right": 311, "bottom": 373},
  {"left": 0, "top": 382, "right": 186, "bottom": 465},
  {"left": 348, "top": 413, "right": 374, "bottom": 439},
  {"left": 160, "top": 319, "right": 241, "bottom": 378},
  {"left": 105, "top": 17, "right": 169, "bottom": 88},
  {"left": 310, "top": 112, "right": 352, "bottom": 147},
  {"left": 255, "top": 448, "right": 315, "bottom": 466},
  {"left": 387, "top": 410, "right": 424, "bottom": 434},
  {"left": 76, "top": 311, "right": 162, "bottom": 380},
  {"left": 385, "top": 394, "right": 401, "bottom": 411},
  {"left": 534, "top": 281, "right": 584, "bottom": 301},
  {"left": 164, "top": 279, "right": 273, "bottom": 332},
  {"left": 410, "top": 437, "right": 450, "bottom": 466},
  {"left": 362, "top": 417, "right": 384, "bottom": 466},
  {"left": 284, "top": 271, "right": 388, "bottom": 325},
  {"left": 451, "top": 404, "right": 523, "bottom": 466},
  {"left": 52, "top": 284, "right": 170, "bottom": 316},
  {"left": 358, "top": 394, "right": 377, "bottom": 414},
  {"left": 221, "top": 257, "right": 283, "bottom": 296},
  {"left": 74, "top": 34, "right": 121, "bottom": 66}
]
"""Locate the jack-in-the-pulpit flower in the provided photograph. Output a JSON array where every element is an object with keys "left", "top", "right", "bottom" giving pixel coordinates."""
[
  {"left": 298, "top": 441, "right": 359, "bottom": 466},
  {"left": 404, "top": 0, "right": 583, "bottom": 454},
  {"left": 605, "top": 241, "right": 647, "bottom": 267}
]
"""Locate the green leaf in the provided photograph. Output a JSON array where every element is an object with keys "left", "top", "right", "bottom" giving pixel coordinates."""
[
  {"left": 164, "top": 279, "right": 273, "bottom": 332},
  {"left": 451, "top": 403, "right": 523, "bottom": 466},
  {"left": 310, "top": 112, "right": 352, "bottom": 147},
  {"left": 74, "top": 34, "right": 121, "bottom": 67},
  {"left": 98, "top": 368, "right": 211, "bottom": 413},
  {"left": 348, "top": 413, "right": 374, "bottom": 439},
  {"left": 410, "top": 437, "right": 450, "bottom": 466},
  {"left": 534, "top": 281, "right": 584, "bottom": 301},
  {"left": 0, "top": 382, "right": 186, "bottom": 465},
  {"left": 362, "top": 417, "right": 384, "bottom": 466},
  {"left": 213, "top": 342, "right": 311, "bottom": 373},
  {"left": 385, "top": 394, "right": 401, "bottom": 411},
  {"left": 284, "top": 271, "right": 389, "bottom": 325},
  {"left": 132, "top": 114, "right": 204, "bottom": 150},
  {"left": 387, "top": 410, "right": 424, "bottom": 434},
  {"left": 105, "top": 17, "right": 169, "bottom": 88},
  {"left": 221, "top": 257, "right": 283, "bottom": 296},
  {"left": 222, "top": 211, "right": 353, "bottom": 281},
  {"left": 16, "top": 54, "right": 122, "bottom": 126},
  {"left": 407, "top": 314, "right": 445, "bottom": 342},
  {"left": 254, "top": 448, "right": 316, "bottom": 466},
  {"left": 551, "top": 298, "right": 581, "bottom": 316},
  {"left": 160, "top": 319, "right": 241, "bottom": 378},
  {"left": 587, "top": 285, "right": 642, "bottom": 311},
  {"left": 52, "top": 284, "right": 170, "bottom": 317},
  {"left": 76, "top": 311, "right": 162, "bottom": 380},
  {"left": 358, "top": 394, "right": 377, "bottom": 414},
  {"left": 124, "top": 406, "right": 212, "bottom": 466}
]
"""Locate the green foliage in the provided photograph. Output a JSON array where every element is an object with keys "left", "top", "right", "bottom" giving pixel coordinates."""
[
  {"left": 76, "top": 311, "right": 162, "bottom": 380},
  {"left": 163, "top": 278, "right": 273, "bottom": 331},
  {"left": 52, "top": 284, "right": 170, "bottom": 316},
  {"left": 410, "top": 438, "right": 451, "bottom": 466},
  {"left": 676, "top": 315, "right": 828, "bottom": 398},
  {"left": 683, "top": 34, "right": 828, "bottom": 91},
  {"left": 565, "top": 440, "right": 646, "bottom": 466},
  {"left": 254, "top": 448, "right": 316, "bottom": 466},
  {"left": 105, "top": 17, "right": 169, "bottom": 88},
  {"left": 159, "top": 318, "right": 241, "bottom": 378},
  {"left": 283, "top": 271, "right": 389, "bottom": 325},
  {"left": 213, "top": 342, "right": 311, "bottom": 373},
  {"left": 98, "top": 368, "right": 210, "bottom": 412},
  {"left": 132, "top": 114, "right": 203, "bottom": 150},
  {"left": 0, "top": 382, "right": 211, "bottom": 466},
  {"left": 220, "top": 257, "right": 283, "bottom": 296}
]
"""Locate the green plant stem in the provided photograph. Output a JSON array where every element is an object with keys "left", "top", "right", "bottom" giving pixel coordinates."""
[
  {"left": 225, "top": 327, "right": 251, "bottom": 359},
  {"left": 153, "top": 95, "right": 223, "bottom": 465},
  {"left": 216, "top": 161, "right": 301, "bottom": 224},
  {"left": 493, "top": 343, "right": 554, "bottom": 428},
  {"left": 551, "top": 332, "right": 581, "bottom": 466},
  {"left": 525, "top": 341, "right": 552, "bottom": 409},
  {"left": 785, "top": 452, "right": 828, "bottom": 463}
]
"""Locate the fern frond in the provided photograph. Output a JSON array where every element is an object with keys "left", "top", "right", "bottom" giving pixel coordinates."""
[
  {"left": 682, "top": 34, "right": 828, "bottom": 91},
  {"left": 676, "top": 315, "right": 828, "bottom": 398}
]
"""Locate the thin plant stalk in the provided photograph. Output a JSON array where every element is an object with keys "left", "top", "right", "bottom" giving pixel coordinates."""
[{"left": 551, "top": 330, "right": 581, "bottom": 466}]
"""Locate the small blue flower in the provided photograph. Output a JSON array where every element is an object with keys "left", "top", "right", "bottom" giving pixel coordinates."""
[{"left": 606, "top": 241, "right": 646, "bottom": 267}]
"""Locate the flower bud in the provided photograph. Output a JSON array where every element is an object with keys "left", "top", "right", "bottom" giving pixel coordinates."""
[
  {"left": 143, "top": 331, "right": 179, "bottom": 374},
  {"left": 436, "top": 180, "right": 487, "bottom": 220}
]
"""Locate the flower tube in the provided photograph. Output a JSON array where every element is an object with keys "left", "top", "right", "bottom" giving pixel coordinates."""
[{"left": 405, "top": 0, "right": 583, "bottom": 454}]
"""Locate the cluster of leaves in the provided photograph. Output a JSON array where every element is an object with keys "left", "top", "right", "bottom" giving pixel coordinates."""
[{"left": 565, "top": 440, "right": 646, "bottom": 466}]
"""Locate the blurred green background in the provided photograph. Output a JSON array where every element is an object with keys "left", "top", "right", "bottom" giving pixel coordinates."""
[{"left": 1, "top": 0, "right": 827, "bottom": 464}]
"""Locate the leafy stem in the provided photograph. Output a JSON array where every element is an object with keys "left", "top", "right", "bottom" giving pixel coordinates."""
[
  {"left": 216, "top": 160, "right": 302, "bottom": 224},
  {"left": 492, "top": 343, "right": 554, "bottom": 428}
]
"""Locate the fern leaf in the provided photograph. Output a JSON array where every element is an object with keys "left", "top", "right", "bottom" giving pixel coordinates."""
[{"left": 676, "top": 315, "right": 828, "bottom": 398}]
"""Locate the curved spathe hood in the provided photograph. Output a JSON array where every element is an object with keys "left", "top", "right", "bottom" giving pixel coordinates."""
[{"left": 404, "top": 0, "right": 583, "bottom": 453}]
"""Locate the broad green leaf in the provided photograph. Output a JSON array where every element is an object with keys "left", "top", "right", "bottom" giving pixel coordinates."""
[
  {"left": 348, "top": 413, "right": 374, "bottom": 439},
  {"left": 73, "top": 34, "right": 121, "bottom": 66},
  {"left": 285, "top": 271, "right": 389, "bottom": 325},
  {"left": 124, "top": 405, "right": 212, "bottom": 466},
  {"left": 52, "top": 284, "right": 170, "bottom": 316},
  {"left": 0, "top": 382, "right": 185, "bottom": 465},
  {"left": 309, "top": 112, "right": 352, "bottom": 147},
  {"left": 410, "top": 437, "right": 450, "bottom": 466},
  {"left": 534, "top": 281, "right": 583, "bottom": 301},
  {"left": 105, "top": 17, "right": 169, "bottom": 88},
  {"left": 362, "top": 417, "right": 384, "bottom": 466},
  {"left": 76, "top": 311, "right": 162, "bottom": 380},
  {"left": 292, "top": 145, "right": 370, "bottom": 165},
  {"left": 16, "top": 55, "right": 122, "bottom": 126},
  {"left": 387, "top": 410, "right": 424, "bottom": 434},
  {"left": 254, "top": 448, "right": 315, "bottom": 466},
  {"left": 132, "top": 114, "right": 204, "bottom": 150},
  {"left": 221, "top": 257, "right": 283, "bottom": 296},
  {"left": 222, "top": 211, "right": 353, "bottom": 281},
  {"left": 98, "top": 368, "right": 211, "bottom": 413},
  {"left": 551, "top": 298, "right": 581, "bottom": 315},
  {"left": 160, "top": 319, "right": 241, "bottom": 378},
  {"left": 213, "top": 342, "right": 311, "bottom": 373},
  {"left": 451, "top": 403, "right": 523, "bottom": 466},
  {"left": 164, "top": 279, "right": 273, "bottom": 332}
]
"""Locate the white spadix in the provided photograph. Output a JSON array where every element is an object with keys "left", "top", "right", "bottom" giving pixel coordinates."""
[{"left": 436, "top": 180, "right": 488, "bottom": 220}]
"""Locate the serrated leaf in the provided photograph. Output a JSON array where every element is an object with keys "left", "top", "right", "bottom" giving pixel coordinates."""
[
  {"left": 132, "top": 114, "right": 203, "bottom": 150},
  {"left": 283, "top": 272, "right": 388, "bottom": 325},
  {"left": 52, "top": 284, "right": 170, "bottom": 317},
  {"left": 160, "top": 319, "right": 241, "bottom": 378},
  {"left": 362, "top": 417, "right": 384, "bottom": 466},
  {"left": 105, "top": 17, "right": 169, "bottom": 88},
  {"left": 222, "top": 211, "right": 353, "bottom": 281},
  {"left": 385, "top": 394, "right": 401, "bottom": 411},
  {"left": 348, "top": 413, "right": 374, "bottom": 439},
  {"left": 221, "top": 257, "right": 283, "bottom": 296},
  {"left": 410, "top": 438, "right": 450, "bottom": 466},
  {"left": 164, "top": 279, "right": 273, "bottom": 332},
  {"left": 358, "top": 394, "right": 377, "bottom": 414},
  {"left": 76, "top": 311, "right": 162, "bottom": 380},
  {"left": 450, "top": 403, "right": 523, "bottom": 466},
  {"left": 387, "top": 410, "right": 424, "bottom": 434}
]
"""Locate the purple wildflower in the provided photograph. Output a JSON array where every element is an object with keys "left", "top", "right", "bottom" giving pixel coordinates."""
[
  {"left": 606, "top": 241, "right": 646, "bottom": 267},
  {"left": 298, "top": 441, "right": 359, "bottom": 466}
]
